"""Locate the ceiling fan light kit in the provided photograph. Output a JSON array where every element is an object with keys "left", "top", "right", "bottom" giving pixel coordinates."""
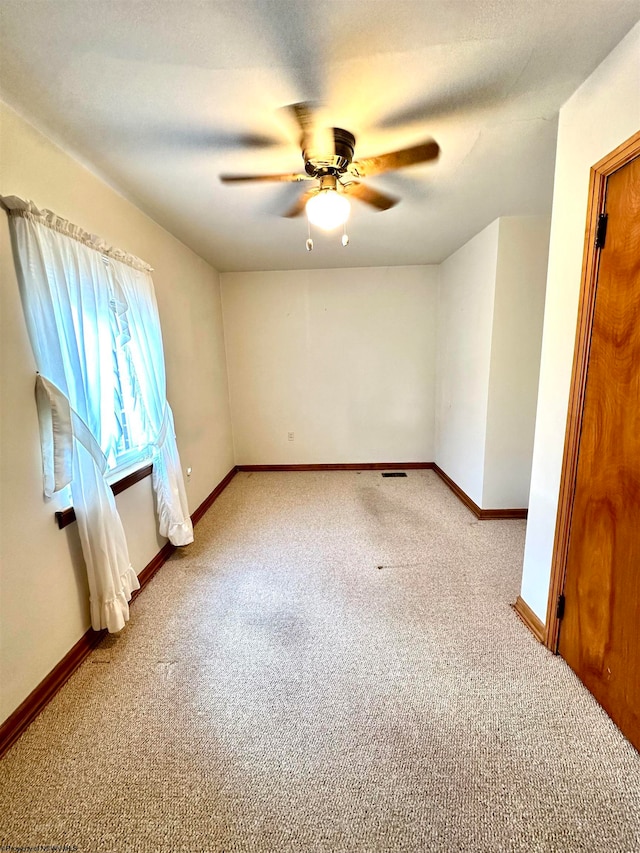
[
  {"left": 305, "top": 175, "right": 351, "bottom": 231},
  {"left": 219, "top": 102, "right": 440, "bottom": 252}
]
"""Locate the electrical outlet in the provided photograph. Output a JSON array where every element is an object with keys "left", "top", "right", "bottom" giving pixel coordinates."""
[{"left": 288, "top": 432, "right": 294, "bottom": 441}]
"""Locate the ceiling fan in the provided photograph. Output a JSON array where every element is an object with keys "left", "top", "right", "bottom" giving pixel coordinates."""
[{"left": 220, "top": 103, "right": 440, "bottom": 242}]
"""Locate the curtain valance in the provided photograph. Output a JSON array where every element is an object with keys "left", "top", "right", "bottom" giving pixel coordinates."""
[{"left": 2, "top": 195, "right": 153, "bottom": 272}]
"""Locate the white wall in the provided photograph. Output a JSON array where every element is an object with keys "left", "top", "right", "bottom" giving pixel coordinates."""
[
  {"left": 483, "top": 216, "right": 550, "bottom": 508},
  {"left": 520, "top": 22, "right": 640, "bottom": 622},
  {"left": 0, "top": 102, "right": 234, "bottom": 722},
  {"left": 436, "top": 221, "right": 500, "bottom": 506},
  {"left": 221, "top": 266, "right": 438, "bottom": 464},
  {"left": 436, "top": 216, "right": 549, "bottom": 509}
]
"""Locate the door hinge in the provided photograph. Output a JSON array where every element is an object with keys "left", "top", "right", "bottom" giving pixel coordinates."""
[
  {"left": 595, "top": 213, "right": 608, "bottom": 249},
  {"left": 556, "top": 594, "right": 566, "bottom": 620}
]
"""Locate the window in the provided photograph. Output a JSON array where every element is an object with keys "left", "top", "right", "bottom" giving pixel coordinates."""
[{"left": 107, "top": 262, "right": 152, "bottom": 474}]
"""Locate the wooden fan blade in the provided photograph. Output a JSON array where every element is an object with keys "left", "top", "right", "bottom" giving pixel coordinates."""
[
  {"left": 343, "top": 181, "right": 398, "bottom": 211},
  {"left": 282, "top": 189, "right": 316, "bottom": 218},
  {"left": 289, "top": 102, "right": 330, "bottom": 155},
  {"left": 350, "top": 139, "right": 440, "bottom": 178},
  {"left": 289, "top": 102, "right": 316, "bottom": 135},
  {"left": 220, "top": 172, "right": 312, "bottom": 183}
]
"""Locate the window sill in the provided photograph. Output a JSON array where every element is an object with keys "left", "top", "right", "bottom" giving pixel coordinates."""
[{"left": 55, "top": 462, "right": 153, "bottom": 530}]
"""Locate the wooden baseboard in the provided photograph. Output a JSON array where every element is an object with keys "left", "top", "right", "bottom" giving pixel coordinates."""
[
  {"left": 237, "top": 462, "right": 435, "bottom": 472},
  {"left": 432, "top": 464, "right": 528, "bottom": 520},
  {"left": 479, "top": 508, "right": 528, "bottom": 519},
  {"left": 513, "top": 595, "right": 545, "bottom": 643},
  {"left": 0, "top": 624, "right": 107, "bottom": 759},
  {"left": 191, "top": 466, "right": 238, "bottom": 525},
  {"left": 131, "top": 540, "right": 176, "bottom": 602},
  {"left": 0, "top": 465, "right": 238, "bottom": 758}
]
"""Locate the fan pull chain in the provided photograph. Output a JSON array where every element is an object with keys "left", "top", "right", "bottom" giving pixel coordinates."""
[{"left": 304, "top": 218, "right": 351, "bottom": 251}]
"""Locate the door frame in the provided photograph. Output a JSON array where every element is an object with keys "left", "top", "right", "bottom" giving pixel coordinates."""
[{"left": 545, "top": 129, "right": 640, "bottom": 653}]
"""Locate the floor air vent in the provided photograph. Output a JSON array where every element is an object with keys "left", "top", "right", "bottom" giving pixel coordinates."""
[{"left": 381, "top": 472, "right": 407, "bottom": 478}]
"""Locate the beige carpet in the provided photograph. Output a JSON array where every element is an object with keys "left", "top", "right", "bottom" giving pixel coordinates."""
[{"left": 1, "top": 470, "right": 639, "bottom": 852}]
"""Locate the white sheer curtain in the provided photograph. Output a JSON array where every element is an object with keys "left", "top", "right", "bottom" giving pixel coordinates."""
[
  {"left": 4, "top": 196, "right": 193, "bottom": 632},
  {"left": 105, "top": 259, "right": 193, "bottom": 545}
]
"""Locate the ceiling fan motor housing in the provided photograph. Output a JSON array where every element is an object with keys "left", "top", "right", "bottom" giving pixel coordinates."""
[{"left": 303, "top": 128, "right": 356, "bottom": 177}]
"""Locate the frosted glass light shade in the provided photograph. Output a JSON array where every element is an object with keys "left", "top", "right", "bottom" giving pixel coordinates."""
[{"left": 306, "top": 190, "right": 350, "bottom": 230}]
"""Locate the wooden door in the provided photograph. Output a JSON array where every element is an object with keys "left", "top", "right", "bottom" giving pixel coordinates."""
[{"left": 558, "top": 154, "right": 640, "bottom": 751}]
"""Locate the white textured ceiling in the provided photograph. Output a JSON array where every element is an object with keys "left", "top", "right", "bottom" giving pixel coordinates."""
[{"left": 1, "top": 1, "right": 638, "bottom": 271}]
